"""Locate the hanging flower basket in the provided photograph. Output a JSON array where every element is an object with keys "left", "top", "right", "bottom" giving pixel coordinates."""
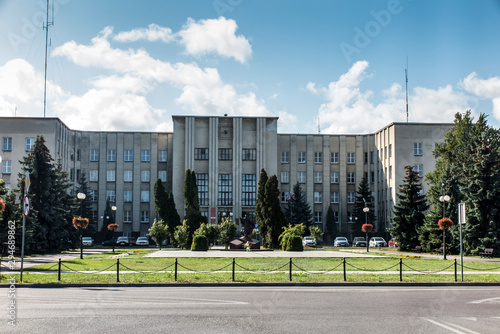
[
  {"left": 72, "top": 216, "right": 89, "bottom": 229},
  {"left": 107, "top": 223, "right": 119, "bottom": 232},
  {"left": 438, "top": 217, "right": 454, "bottom": 230},
  {"left": 0, "top": 198, "right": 5, "bottom": 212},
  {"left": 361, "top": 223, "right": 374, "bottom": 233}
]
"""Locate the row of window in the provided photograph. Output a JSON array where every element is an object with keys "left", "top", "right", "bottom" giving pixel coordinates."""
[
  {"left": 86, "top": 170, "right": 167, "bottom": 183},
  {"left": 2, "top": 137, "right": 35, "bottom": 151},
  {"left": 90, "top": 210, "right": 151, "bottom": 223},
  {"left": 103, "top": 190, "right": 150, "bottom": 203},
  {"left": 281, "top": 151, "right": 356, "bottom": 164},
  {"left": 195, "top": 148, "right": 257, "bottom": 161},
  {"left": 280, "top": 171, "right": 355, "bottom": 184},
  {"left": 87, "top": 149, "right": 167, "bottom": 162},
  {"left": 281, "top": 191, "right": 357, "bottom": 204},
  {"left": 194, "top": 173, "right": 256, "bottom": 206}
]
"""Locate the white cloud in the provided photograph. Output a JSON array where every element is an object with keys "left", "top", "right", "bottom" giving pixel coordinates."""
[
  {"left": 178, "top": 17, "right": 252, "bottom": 63},
  {"left": 309, "top": 61, "right": 475, "bottom": 134},
  {"left": 113, "top": 23, "right": 175, "bottom": 43},
  {"left": 461, "top": 73, "right": 500, "bottom": 120}
]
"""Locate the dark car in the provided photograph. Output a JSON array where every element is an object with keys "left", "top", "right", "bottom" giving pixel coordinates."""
[{"left": 352, "top": 237, "right": 367, "bottom": 247}]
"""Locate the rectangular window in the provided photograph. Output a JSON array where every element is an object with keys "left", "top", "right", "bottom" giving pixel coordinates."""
[
  {"left": 242, "top": 174, "right": 256, "bottom": 206},
  {"left": 281, "top": 171, "right": 289, "bottom": 184},
  {"left": 218, "top": 174, "right": 232, "bottom": 206},
  {"left": 158, "top": 170, "right": 167, "bottom": 183},
  {"left": 314, "top": 152, "right": 322, "bottom": 164},
  {"left": 197, "top": 173, "right": 209, "bottom": 206},
  {"left": 1, "top": 160, "right": 12, "bottom": 174},
  {"left": 298, "top": 152, "right": 306, "bottom": 163},
  {"left": 347, "top": 172, "right": 355, "bottom": 184},
  {"left": 90, "top": 149, "right": 99, "bottom": 162},
  {"left": 107, "top": 149, "right": 116, "bottom": 162},
  {"left": 158, "top": 150, "right": 167, "bottom": 162},
  {"left": 76, "top": 169, "right": 81, "bottom": 183},
  {"left": 2, "top": 138, "right": 12, "bottom": 151},
  {"left": 281, "top": 191, "right": 290, "bottom": 203},
  {"left": 370, "top": 151, "right": 374, "bottom": 164},
  {"left": 141, "top": 170, "right": 150, "bottom": 182},
  {"left": 123, "top": 211, "right": 132, "bottom": 223},
  {"left": 331, "top": 152, "right": 339, "bottom": 164},
  {"left": 124, "top": 150, "right": 133, "bottom": 162},
  {"left": 389, "top": 166, "right": 393, "bottom": 179},
  {"left": 331, "top": 192, "right": 339, "bottom": 204},
  {"left": 281, "top": 151, "right": 289, "bottom": 163},
  {"left": 333, "top": 211, "right": 339, "bottom": 222},
  {"left": 89, "top": 170, "right": 98, "bottom": 182},
  {"left": 26, "top": 138, "right": 35, "bottom": 151},
  {"left": 142, "top": 150, "right": 150, "bottom": 162},
  {"left": 314, "top": 171, "right": 323, "bottom": 183},
  {"left": 242, "top": 148, "right": 256, "bottom": 161},
  {"left": 90, "top": 190, "right": 98, "bottom": 202},
  {"left": 414, "top": 142, "right": 423, "bottom": 156},
  {"left": 384, "top": 146, "right": 387, "bottom": 159},
  {"left": 124, "top": 170, "right": 132, "bottom": 182},
  {"left": 371, "top": 171, "right": 374, "bottom": 184},
  {"left": 218, "top": 148, "right": 233, "bottom": 160},
  {"left": 141, "top": 191, "right": 150, "bottom": 202},
  {"left": 314, "top": 211, "right": 322, "bottom": 224},
  {"left": 347, "top": 192, "right": 356, "bottom": 203},
  {"left": 364, "top": 152, "right": 368, "bottom": 164},
  {"left": 141, "top": 211, "right": 149, "bottom": 223},
  {"left": 297, "top": 171, "right": 306, "bottom": 183},
  {"left": 389, "top": 144, "right": 392, "bottom": 157},
  {"left": 314, "top": 192, "right": 322, "bottom": 203},
  {"left": 107, "top": 170, "right": 116, "bottom": 182},
  {"left": 106, "top": 190, "right": 116, "bottom": 202},
  {"left": 347, "top": 152, "right": 355, "bottom": 164},
  {"left": 331, "top": 172, "right": 339, "bottom": 184},
  {"left": 194, "top": 148, "right": 209, "bottom": 160},
  {"left": 414, "top": 164, "right": 423, "bottom": 177},
  {"left": 124, "top": 190, "right": 132, "bottom": 202},
  {"left": 77, "top": 149, "right": 81, "bottom": 161}
]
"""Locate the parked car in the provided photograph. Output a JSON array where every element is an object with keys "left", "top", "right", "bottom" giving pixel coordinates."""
[
  {"left": 352, "top": 237, "right": 366, "bottom": 247},
  {"left": 302, "top": 236, "right": 316, "bottom": 247},
  {"left": 136, "top": 237, "right": 150, "bottom": 246},
  {"left": 388, "top": 238, "right": 397, "bottom": 248},
  {"left": 82, "top": 237, "right": 93, "bottom": 247},
  {"left": 116, "top": 236, "right": 136, "bottom": 246},
  {"left": 369, "top": 237, "right": 387, "bottom": 247},
  {"left": 334, "top": 237, "right": 349, "bottom": 247},
  {"left": 102, "top": 239, "right": 115, "bottom": 246}
]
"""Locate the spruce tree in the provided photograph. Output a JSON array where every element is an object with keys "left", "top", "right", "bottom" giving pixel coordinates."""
[
  {"left": 389, "top": 165, "right": 428, "bottom": 251},
  {"left": 285, "top": 182, "right": 312, "bottom": 227},
  {"left": 325, "top": 205, "right": 337, "bottom": 243},
  {"left": 165, "top": 191, "right": 181, "bottom": 246},
  {"left": 352, "top": 176, "right": 376, "bottom": 237},
  {"left": 261, "top": 175, "right": 287, "bottom": 249},
  {"left": 255, "top": 168, "right": 268, "bottom": 238},
  {"left": 154, "top": 178, "right": 169, "bottom": 221},
  {"left": 183, "top": 169, "right": 204, "bottom": 246}
]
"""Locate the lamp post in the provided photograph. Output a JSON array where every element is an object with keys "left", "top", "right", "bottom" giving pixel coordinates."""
[
  {"left": 77, "top": 192, "right": 86, "bottom": 259},
  {"left": 439, "top": 183, "right": 450, "bottom": 260},
  {"left": 111, "top": 206, "right": 117, "bottom": 253},
  {"left": 363, "top": 206, "right": 370, "bottom": 252}
]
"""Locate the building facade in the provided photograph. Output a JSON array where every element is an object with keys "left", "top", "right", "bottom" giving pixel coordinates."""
[{"left": 0, "top": 116, "right": 451, "bottom": 240}]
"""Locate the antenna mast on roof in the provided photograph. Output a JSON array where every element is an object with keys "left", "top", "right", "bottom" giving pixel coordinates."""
[
  {"left": 317, "top": 117, "right": 320, "bottom": 134},
  {"left": 43, "top": 0, "right": 54, "bottom": 118},
  {"left": 405, "top": 58, "right": 409, "bottom": 123}
]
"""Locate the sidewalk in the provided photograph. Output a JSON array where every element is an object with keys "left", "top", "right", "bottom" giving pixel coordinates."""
[{"left": 2, "top": 249, "right": 110, "bottom": 270}]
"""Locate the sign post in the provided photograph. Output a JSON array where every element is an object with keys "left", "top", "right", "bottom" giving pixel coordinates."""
[
  {"left": 20, "top": 173, "right": 30, "bottom": 282},
  {"left": 458, "top": 203, "right": 466, "bottom": 282}
]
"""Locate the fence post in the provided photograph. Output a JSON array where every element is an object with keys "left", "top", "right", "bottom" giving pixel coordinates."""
[
  {"left": 174, "top": 258, "right": 178, "bottom": 281},
  {"left": 117, "top": 259, "right": 120, "bottom": 283},
  {"left": 289, "top": 258, "right": 292, "bottom": 282},
  {"left": 232, "top": 258, "right": 235, "bottom": 282},
  {"left": 454, "top": 259, "right": 457, "bottom": 282},
  {"left": 343, "top": 258, "right": 346, "bottom": 282},
  {"left": 58, "top": 258, "right": 61, "bottom": 281},
  {"left": 399, "top": 258, "right": 403, "bottom": 282}
]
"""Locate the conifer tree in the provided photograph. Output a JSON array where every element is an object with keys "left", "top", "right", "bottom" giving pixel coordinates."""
[
  {"left": 255, "top": 168, "right": 268, "bottom": 238},
  {"left": 352, "top": 176, "right": 376, "bottom": 237},
  {"left": 261, "top": 175, "right": 287, "bottom": 249},
  {"left": 165, "top": 191, "right": 181, "bottom": 246},
  {"left": 325, "top": 205, "right": 337, "bottom": 242},
  {"left": 183, "top": 169, "right": 204, "bottom": 246},
  {"left": 389, "top": 165, "right": 428, "bottom": 251},
  {"left": 285, "top": 182, "right": 312, "bottom": 227}
]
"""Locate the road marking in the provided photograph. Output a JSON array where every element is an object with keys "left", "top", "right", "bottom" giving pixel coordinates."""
[
  {"left": 420, "top": 318, "right": 479, "bottom": 334},
  {"left": 468, "top": 296, "right": 500, "bottom": 304},
  {"left": 443, "top": 321, "right": 481, "bottom": 334},
  {"left": 459, "top": 317, "right": 477, "bottom": 322}
]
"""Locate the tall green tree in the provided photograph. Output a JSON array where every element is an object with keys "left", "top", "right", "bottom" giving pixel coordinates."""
[
  {"left": 183, "top": 169, "right": 205, "bottom": 247},
  {"left": 325, "top": 205, "right": 337, "bottom": 243},
  {"left": 154, "top": 178, "right": 169, "bottom": 221},
  {"left": 261, "top": 175, "right": 287, "bottom": 249},
  {"left": 255, "top": 168, "right": 268, "bottom": 231},
  {"left": 389, "top": 165, "right": 428, "bottom": 251},
  {"left": 165, "top": 191, "right": 181, "bottom": 246},
  {"left": 352, "top": 176, "right": 376, "bottom": 237},
  {"left": 285, "top": 182, "right": 312, "bottom": 227}
]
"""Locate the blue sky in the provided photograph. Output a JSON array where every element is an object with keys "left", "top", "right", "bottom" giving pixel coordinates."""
[{"left": 0, "top": 0, "right": 499, "bottom": 133}]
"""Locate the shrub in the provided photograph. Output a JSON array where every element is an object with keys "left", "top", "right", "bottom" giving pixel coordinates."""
[
  {"left": 191, "top": 235, "right": 209, "bottom": 251},
  {"left": 282, "top": 234, "right": 303, "bottom": 251},
  {"left": 309, "top": 226, "right": 324, "bottom": 245},
  {"left": 174, "top": 220, "right": 190, "bottom": 249}
]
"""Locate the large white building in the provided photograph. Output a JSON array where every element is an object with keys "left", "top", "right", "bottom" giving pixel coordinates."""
[{"left": 0, "top": 115, "right": 451, "bottom": 240}]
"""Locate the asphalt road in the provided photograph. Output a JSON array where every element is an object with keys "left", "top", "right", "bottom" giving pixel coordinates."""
[{"left": 2, "top": 286, "right": 500, "bottom": 333}]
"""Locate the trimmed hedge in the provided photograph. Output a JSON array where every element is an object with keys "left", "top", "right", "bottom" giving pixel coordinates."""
[
  {"left": 191, "top": 235, "right": 209, "bottom": 251},
  {"left": 282, "top": 234, "right": 303, "bottom": 251}
]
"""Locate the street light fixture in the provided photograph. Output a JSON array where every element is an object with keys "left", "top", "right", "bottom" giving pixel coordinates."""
[
  {"left": 363, "top": 206, "right": 370, "bottom": 252},
  {"left": 111, "top": 206, "right": 117, "bottom": 253},
  {"left": 439, "top": 183, "right": 451, "bottom": 260},
  {"left": 77, "top": 192, "right": 86, "bottom": 259}
]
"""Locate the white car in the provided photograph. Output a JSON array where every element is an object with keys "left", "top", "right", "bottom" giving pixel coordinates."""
[
  {"left": 136, "top": 237, "right": 150, "bottom": 246},
  {"left": 369, "top": 237, "right": 387, "bottom": 247},
  {"left": 82, "top": 237, "right": 93, "bottom": 247},
  {"left": 334, "top": 237, "right": 349, "bottom": 247},
  {"left": 302, "top": 236, "right": 316, "bottom": 247}
]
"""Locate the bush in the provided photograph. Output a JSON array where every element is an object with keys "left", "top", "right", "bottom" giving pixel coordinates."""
[
  {"left": 191, "top": 235, "right": 209, "bottom": 251},
  {"left": 174, "top": 220, "right": 190, "bottom": 249},
  {"left": 282, "top": 234, "right": 303, "bottom": 251}
]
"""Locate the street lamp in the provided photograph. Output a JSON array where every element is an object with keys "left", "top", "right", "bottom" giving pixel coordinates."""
[
  {"left": 363, "top": 206, "right": 370, "bottom": 252},
  {"left": 77, "top": 192, "right": 86, "bottom": 259},
  {"left": 111, "top": 206, "right": 117, "bottom": 253},
  {"left": 439, "top": 183, "right": 451, "bottom": 260}
]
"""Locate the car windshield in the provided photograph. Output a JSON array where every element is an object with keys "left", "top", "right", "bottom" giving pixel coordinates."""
[
  {"left": 117, "top": 237, "right": 127, "bottom": 240},
  {"left": 338, "top": 238, "right": 347, "bottom": 241},
  {"left": 304, "top": 237, "right": 313, "bottom": 240},
  {"left": 375, "top": 238, "right": 384, "bottom": 241},
  {"left": 137, "top": 237, "right": 147, "bottom": 240},
  {"left": 82, "top": 237, "right": 92, "bottom": 240}
]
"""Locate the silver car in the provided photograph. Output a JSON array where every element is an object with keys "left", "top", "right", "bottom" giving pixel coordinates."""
[
  {"left": 369, "top": 237, "right": 387, "bottom": 247},
  {"left": 82, "top": 237, "right": 93, "bottom": 247},
  {"left": 334, "top": 237, "right": 349, "bottom": 247}
]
